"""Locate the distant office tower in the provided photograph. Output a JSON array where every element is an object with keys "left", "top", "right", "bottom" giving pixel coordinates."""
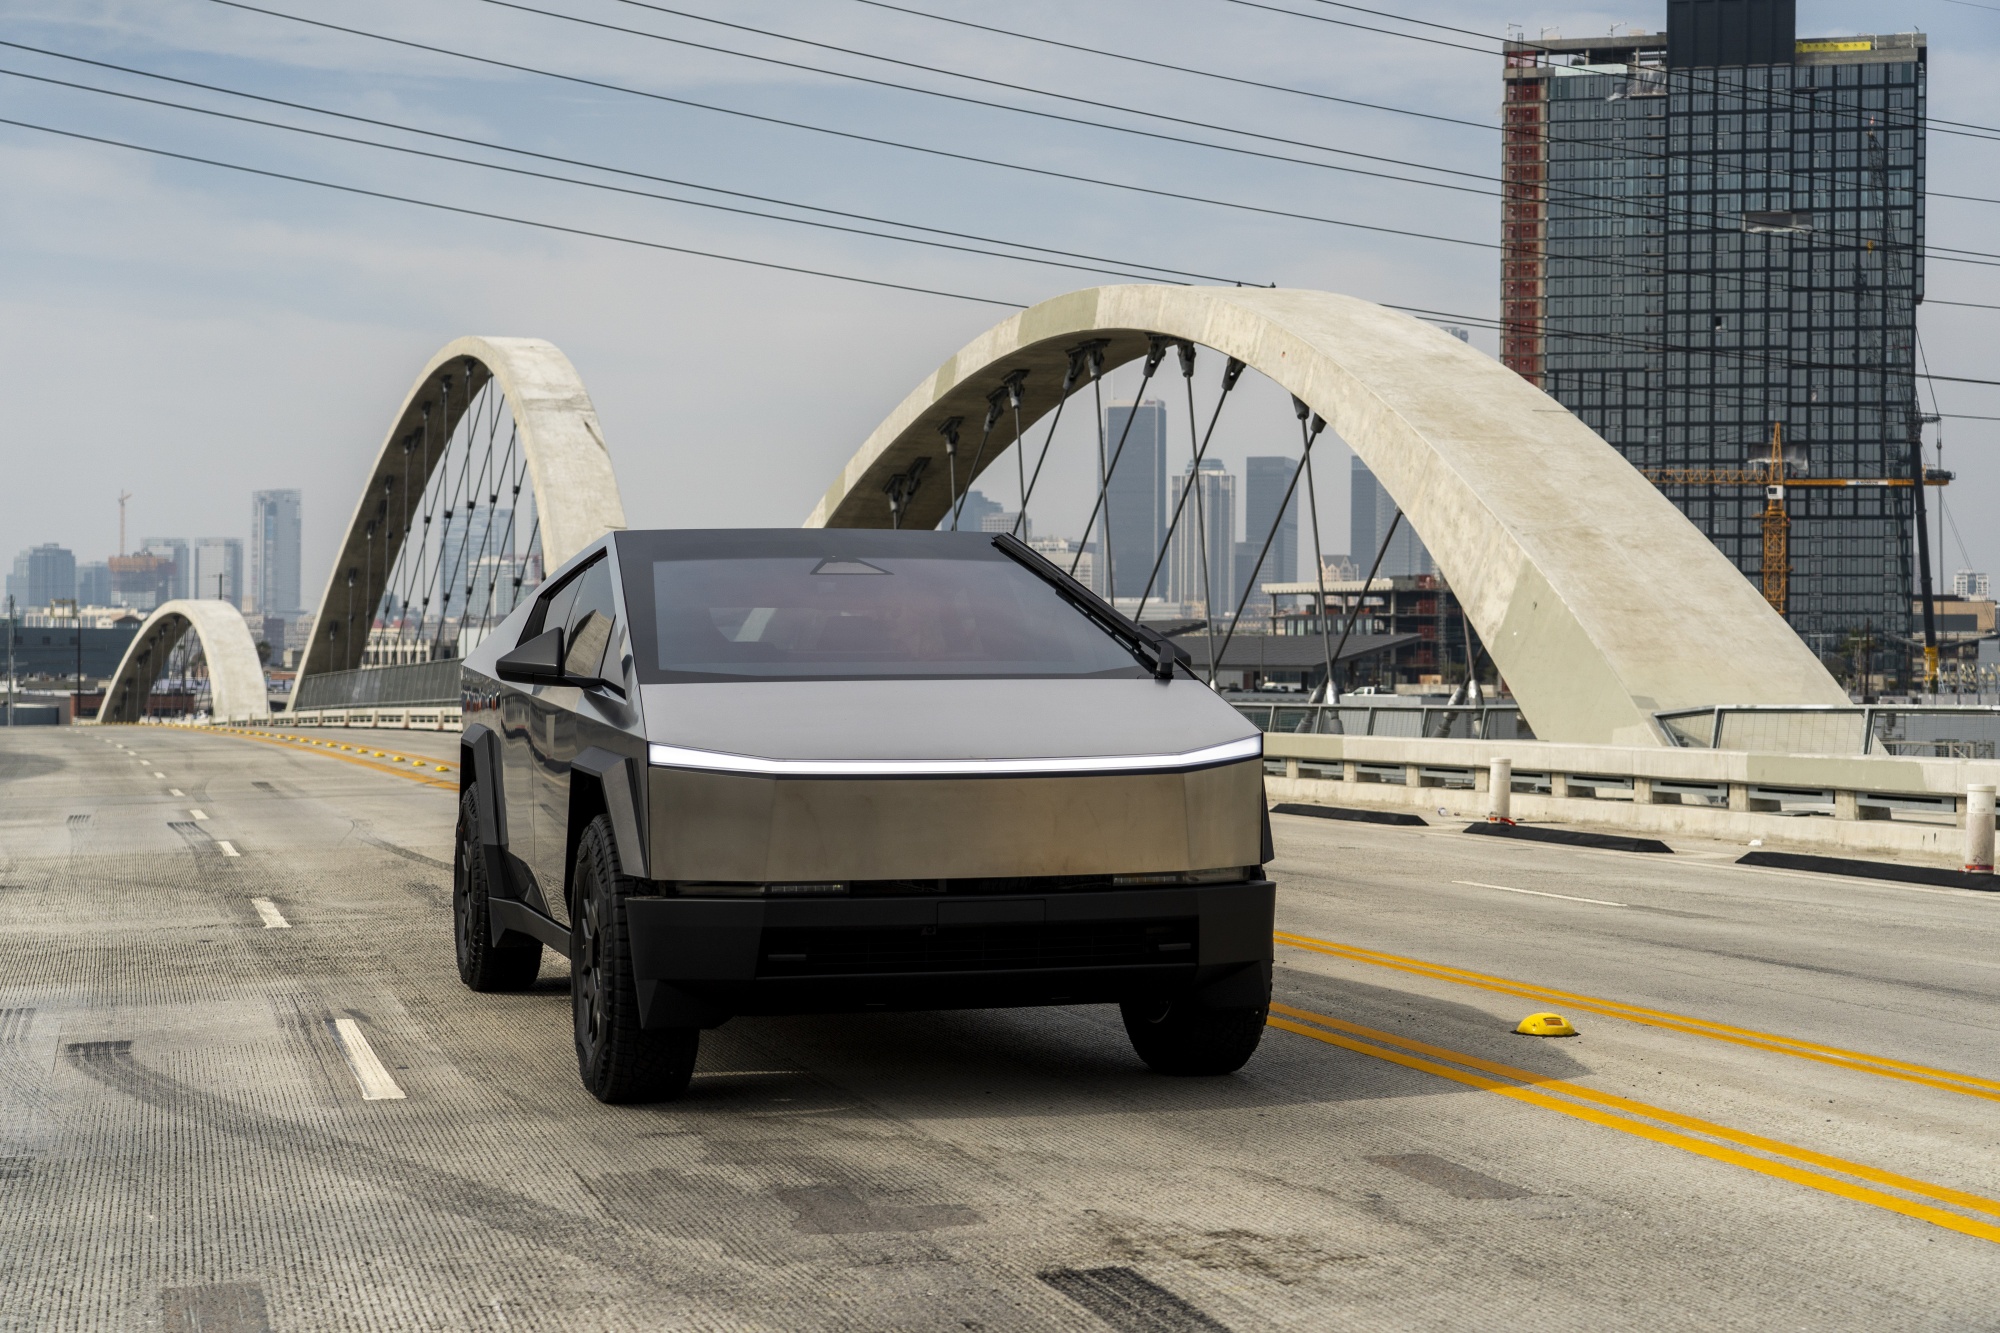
[
  {"left": 250, "top": 490, "right": 303, "bottom": 617},
  {"left": 76, "top": 561, "right": 111, "bottom": 606},
  {"left": 1350, "top": 457, "right": 1432, "bottom": 577},
  {"left": 954, "top": 490, "right": 1002, "bottom": 532},
  {"left": 1503, "top": 1, "right": 1926, "bottom": 669},
  {"left": 108, "top": 552, "right": 174, "bottom": 611},
  {"left": 18, "top": 544, "right": 76, "bottom": 608},
  {"left": 1240, "top": 456, "right": 1300, "bottom": 607},
  {"left": 439, "top": 507, "right": 513, "bottom": 621},
  {"left": 1168, "top": 459, "right": 1235, "bottom": 615},
  {"left": 1100, "top": 401, "right": 1168, "bottom": 601},
  {"left": 192, "top": 538, "right": 244, "bottom": 605},
  {"left": 1954, "top": 571, "right": 1990, "bottom": 600},
  {"left": 140, "top": 538, "right": 189, "bottom": 601},
  {"left": 977, "top": 509, "right": 1030, "bottom": 540}
]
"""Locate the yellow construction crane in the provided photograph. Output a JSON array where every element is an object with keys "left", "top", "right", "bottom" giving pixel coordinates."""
[{"left": 1639, "top": 424, "right": 1950, "bottom": 636}]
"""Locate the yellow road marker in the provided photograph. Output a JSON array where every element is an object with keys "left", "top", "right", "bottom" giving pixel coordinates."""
[
  {"left": 1276, "top": 930, "right": 2000, "bottom": 1103},
  {"left": 202, "top": 730, "right": 456, "bottom": 789},
  {"left": 1269, "top": 1002, "right": 2000, "bottom": 1244},
  {"left": 1515, "top": 1012, "right": 1577, "bottom": 1037}
]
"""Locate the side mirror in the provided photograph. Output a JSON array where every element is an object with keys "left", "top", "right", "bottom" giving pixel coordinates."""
[{"left": 496, "top": 627, "right": 564, "bottom": 684}]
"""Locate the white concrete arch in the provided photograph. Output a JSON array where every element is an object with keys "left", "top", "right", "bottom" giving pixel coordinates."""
[
  {"left": 100, "top": 600, "right": 270, "bottom": 724},
  {"left": 296, "top": 336, "right": 627, "bottom": 687},
  {"left": 806, "top": 285, "right": 1850, "bottom": 746}
]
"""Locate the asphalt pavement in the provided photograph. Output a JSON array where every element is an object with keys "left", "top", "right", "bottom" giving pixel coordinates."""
[{"left": 4, "top": 724, "right": 2000, "bottom": 1330}]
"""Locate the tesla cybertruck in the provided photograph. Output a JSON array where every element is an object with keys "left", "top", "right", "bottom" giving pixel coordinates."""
[{"left": 455, "top": 527, "right": 1275, "bottom": 1103}]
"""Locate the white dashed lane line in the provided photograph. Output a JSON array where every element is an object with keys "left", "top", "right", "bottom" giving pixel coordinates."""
[
  {"left": 216, "top": 841, "right": 241, "bottom": 858},
  {"left": 168, "top": 789, "right": 184, "bottom": 797},
  {"left": 331, "top": 1018, "right": 405, "bottom": 1101},
  {"left": 189, "top": 810, "right": 208, "bottom": 821},
  {"left": 1451, "top": 879, "right": 1628, "bottom": 907},
  {"left": 152, "top": 772, "right": 165, "bottom": 779},
  {"left": 251, "top": 898, "right": 290, "bottom": 929}
]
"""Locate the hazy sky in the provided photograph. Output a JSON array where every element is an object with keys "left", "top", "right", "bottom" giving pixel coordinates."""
[{"left": 3, "top": 0, "right": 1995, "bottom": 609}]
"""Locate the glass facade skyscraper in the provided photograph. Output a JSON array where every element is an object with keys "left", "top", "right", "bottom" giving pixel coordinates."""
[
  {"left": 1099, "top": 401, "right": 1168, "bottom": 603},
  {"left": 1503, "top": 1, "right": 1926, "bottom": 677}
]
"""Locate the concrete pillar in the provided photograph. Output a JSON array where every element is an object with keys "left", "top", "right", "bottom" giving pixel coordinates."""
[
  {"left": 1342, "top": 761, "right": 1360, "bottom": 784},
  {"left": 1488, "top": 758, "right": 1513, "bottom": 824},
  {"left": 1966, "top": 785, "right": 1995, "bottom": 874},
  {"left": 1633, "top": 777, "right": 1655, "bottom": 806},
  {"left": 1284, "top": 757, "right": 1299, "bottom": 780},
  {"left": 1405, "top": 763, "right": 1425, "bottom": 788},
  {"left": 1550, "top": 772, "right": 1572, "bottom": 800},
  {"left": 1728, "top": 783, "right": 1751, "bottom": 813},
  {"left": 1834, "top": 789, "right": 1860, "bottom": 821}
]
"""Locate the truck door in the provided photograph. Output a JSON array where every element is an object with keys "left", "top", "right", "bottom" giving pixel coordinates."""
[{"left": 530, "top": 555, "right": 620, "bottom": 921}]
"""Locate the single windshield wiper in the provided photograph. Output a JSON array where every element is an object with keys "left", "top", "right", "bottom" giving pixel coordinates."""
[{"left": 991, "top": 532, "right": 1191, "bottom": 683}]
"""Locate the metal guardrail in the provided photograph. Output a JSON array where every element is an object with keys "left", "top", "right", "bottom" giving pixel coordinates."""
[
  {"left": 1233, "top": 702, "right": 1533, "bottom": 741},
  {"left": 292, "top": 660, "right": 460, "bottom": 712},
  {"left": 1655, "top": 705, "right": 2000, "bottom": 758}
]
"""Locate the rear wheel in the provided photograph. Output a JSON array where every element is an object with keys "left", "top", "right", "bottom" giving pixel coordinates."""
[
  {"left": 1120, "top": 995, "right": 1268, "bottom": 1076},
  {"left": 454, "top": 785, "right": 540, "bottom": 992},
  {"left": 571, "top": 814, "right": 698, "bottom": 1103}
]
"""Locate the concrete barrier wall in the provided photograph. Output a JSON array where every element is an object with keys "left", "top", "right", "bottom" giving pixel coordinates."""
[{"left": 1263, "top": 732, "right": 1998, "bottom": 861}]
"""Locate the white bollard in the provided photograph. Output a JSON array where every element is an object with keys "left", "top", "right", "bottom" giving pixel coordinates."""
[
  {"left": 1966, "top": 784, "right": 1995, "bottom": 874},
  {"left": 1488, "top": 758, "right": 1514, "bottom": 825}
]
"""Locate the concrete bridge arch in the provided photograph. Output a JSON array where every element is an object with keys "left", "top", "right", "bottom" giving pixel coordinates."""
[
  {"left": 99, "top": 599, "right": 271, "bottom": 724},
  {"left": 807, "top": 284, "right": 1850, "bottom": 746}
]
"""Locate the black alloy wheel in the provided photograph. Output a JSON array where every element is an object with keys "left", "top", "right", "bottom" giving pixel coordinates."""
[
  {"left": 570, "top": 814, "right": 699, "bottom": 1103},
  {"left": 1119, "top": 995, "right": 1268, "bottom": 1076},
  {"left": 454, "top": 784, "right": 540, "bottom": 991}
]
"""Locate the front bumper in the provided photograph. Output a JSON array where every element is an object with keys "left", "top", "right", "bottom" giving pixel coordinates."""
[{"left": 623, "top": 880, "right": 1276, "bottom": 1025}]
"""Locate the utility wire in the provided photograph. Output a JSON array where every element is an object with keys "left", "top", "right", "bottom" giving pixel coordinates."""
[
  {"left": 0, "top": 41, "right": 1255, "bottom": 284},
  {"left": 483, "top": 0, "right": 1501, "bottom": 191},
  {"left": 480, "top": 0, "right": 2000, "bottom": 268},
  {"left": 192, "top": 2, "right": 1990, "bottom": 283},
  {"left": 841, "top": 0, "right": 1499, "bottom": 132},
  {"left": 1256, "top": 0, "right": 2000, "bottom": 141},
  {"left": 0, "top": 115, "right": 1024, "bottom": 307},
  {"left": 0, "top": 65, "right": 1248, "bottom": 287},
  {"left": 193, "top": 3, "right": 1498, "bottom": 250}
]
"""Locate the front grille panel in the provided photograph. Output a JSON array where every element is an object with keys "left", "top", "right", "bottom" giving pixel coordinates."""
[{"left": 756, "top": 917, "right": 1197, "bottom": 977}]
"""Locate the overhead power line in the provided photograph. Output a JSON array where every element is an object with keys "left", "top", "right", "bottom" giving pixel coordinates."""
[
  {"left": 0, "top": 63, "right": 1258, "bottom": 287},
  {"left": 199, "top": 1, "right": 1997, "bottom": 279},
  {"left": 1242, "top": 0, "right": 2000, "bottom": 142},
  {"left": 490, "top": 0, "right": 2000, "bottom": 270},
  {"left": 841, "top": 0, "right": 1499, "bottom": 132},
  {"left": 0, "top": 115, "right": 1025, "bottom": 307},
  {"left": 186, "top": 5, "right": 1501, "bottom": 250}
]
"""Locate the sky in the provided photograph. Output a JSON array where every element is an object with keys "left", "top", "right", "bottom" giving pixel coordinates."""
[{"left": 2, "top": 0, "right": 1996, "bottom": 609}]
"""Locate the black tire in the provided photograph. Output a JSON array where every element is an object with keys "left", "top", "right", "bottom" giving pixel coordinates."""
[
  {"left": 1120, "top": 995, "right": 1268, "bottom": 1076},
  {"left": 454, "top": 785, "right": 541, "bottom": 992},
  {"left": 571, "top": 814, "right": 699, "bottom": 1103}
]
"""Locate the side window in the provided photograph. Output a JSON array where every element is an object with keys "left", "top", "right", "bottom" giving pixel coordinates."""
[
  {"left": 563, "top": 559, "right": 619, "bottom": 679},
  {"left": 524, "top": 575, "right": 581, "bottom": 647}
]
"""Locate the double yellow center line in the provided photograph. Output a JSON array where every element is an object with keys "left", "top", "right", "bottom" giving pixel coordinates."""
[
  {"left": 1274, "top": 929, "right": 2000, "bottom": 1243},
  {"left": 1270, "top": 1000, "right": 2000, "bottom": 1244},
  {"left": 1276, "top": 930, "right": 2000, "bottom": 1103},
  {"left": 199, "top": 727, "right": 459, "bottom": 790}
]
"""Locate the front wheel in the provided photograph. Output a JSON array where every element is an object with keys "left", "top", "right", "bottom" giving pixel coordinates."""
[
  {"left": 454, "top": 785, "right": 540, "bottom": 992},
  {"left": 571, "top": 814, "right": 698, "bottom": 1103},
  {"left": 1120, "top": 996, "right": 1268, "bottom": 1076}
]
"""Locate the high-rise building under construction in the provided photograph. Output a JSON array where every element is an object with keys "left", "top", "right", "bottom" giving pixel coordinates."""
[{"left": 1502, "top": 0, "right": 1926, "bottom": 674}]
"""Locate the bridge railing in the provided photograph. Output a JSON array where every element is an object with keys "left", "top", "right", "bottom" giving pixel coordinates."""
[
  {"left": 1231, "top": 702, "right": 1533, "bottom": 741},
  {"left": 289, "top": 660, "right": 461, "bottom": 721},
  {"left": 1656, "top": 705, "right": 2000, "bottom": 758}
]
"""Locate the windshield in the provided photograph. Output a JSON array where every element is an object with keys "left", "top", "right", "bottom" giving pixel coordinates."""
[{"left": 619, "top": 531, "right": 1148, "bottom": 683}]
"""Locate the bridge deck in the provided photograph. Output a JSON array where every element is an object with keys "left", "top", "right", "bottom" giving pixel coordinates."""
[{"left": 5, "top": 725, "right": 1999, "bottom": 1328}]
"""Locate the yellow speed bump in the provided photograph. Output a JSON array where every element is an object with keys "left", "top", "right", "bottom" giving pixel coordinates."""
[{"left": 1515, "top": 1012, "right": 1578, "bottom": 1038}]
